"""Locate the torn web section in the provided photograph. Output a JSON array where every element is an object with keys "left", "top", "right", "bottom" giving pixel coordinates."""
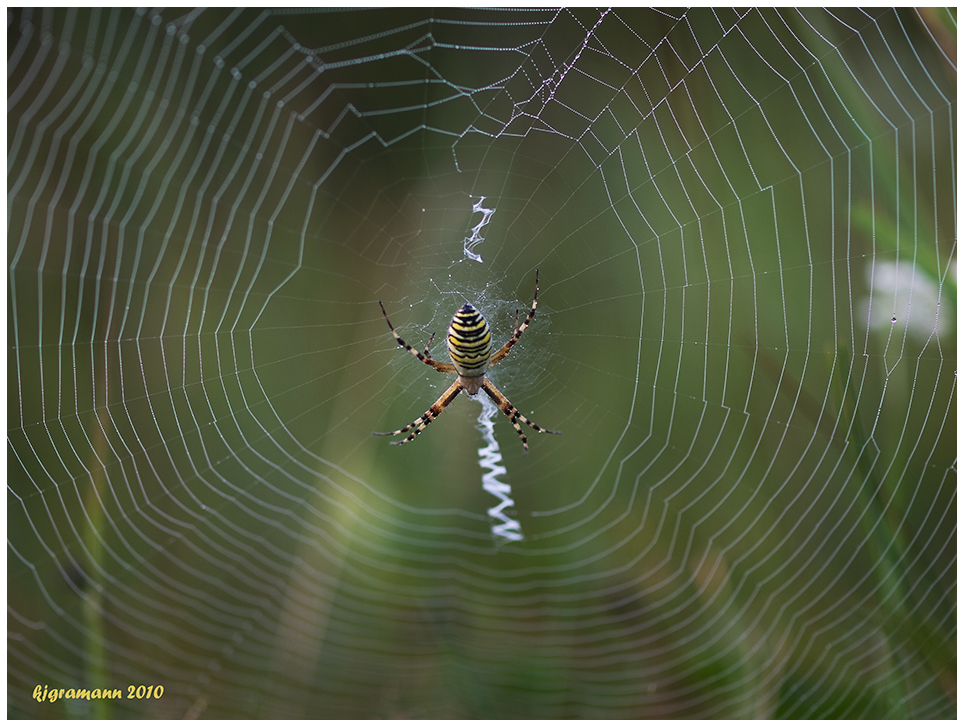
[{"left": 473, "top": 395, "right": 523, "bottom": 542}]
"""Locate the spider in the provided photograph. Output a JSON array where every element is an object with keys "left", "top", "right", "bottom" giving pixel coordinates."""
[{"left": 375, "top": 270, "right": 561, "bottom": 452}]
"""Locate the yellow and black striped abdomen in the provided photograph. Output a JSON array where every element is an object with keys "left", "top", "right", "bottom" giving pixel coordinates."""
[{"left": 447, "top": 303, "right": 492, "bottom": 378}]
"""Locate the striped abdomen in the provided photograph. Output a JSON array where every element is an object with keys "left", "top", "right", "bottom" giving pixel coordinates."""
[{"left": 447, "top": 303, "right": 492, "bottom": 378}]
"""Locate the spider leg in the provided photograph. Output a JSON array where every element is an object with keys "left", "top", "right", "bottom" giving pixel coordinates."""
[
  {"left": 374, "top": 379, "right": 464, "bottom": 445},
  {"left": 490, "top": 269, "right": 540, "bottom": 367},
  {"left": 379, "top": 301, "right": 457, "bottom": 374},
  {"left": 423, "top": 331, "right": 436, "bottom": 360},
  {"left": 481, "top": 378, "right": 560, "bottom": 453}
]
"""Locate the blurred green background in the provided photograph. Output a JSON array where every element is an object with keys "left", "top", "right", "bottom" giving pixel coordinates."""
[{"left": 8, "top": 8, "right": 956, "bottom": 718}]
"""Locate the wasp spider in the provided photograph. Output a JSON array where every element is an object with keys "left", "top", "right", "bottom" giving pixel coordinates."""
[{"left": 375, "top": 270, "right": 561, "bottom": 452}]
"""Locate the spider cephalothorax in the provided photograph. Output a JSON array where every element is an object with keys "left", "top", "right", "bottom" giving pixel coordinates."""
[{"left": 375, "top": 271, "right": 560, "bottom": 452}]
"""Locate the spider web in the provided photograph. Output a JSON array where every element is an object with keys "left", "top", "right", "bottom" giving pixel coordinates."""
[{"left": 7, "top": 7, "right": 956, "bottom": 719}]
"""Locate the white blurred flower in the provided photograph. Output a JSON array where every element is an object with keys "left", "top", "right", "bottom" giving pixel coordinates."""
[{"left": 859, "top": 260, "right": 953, "bottom": 338}]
